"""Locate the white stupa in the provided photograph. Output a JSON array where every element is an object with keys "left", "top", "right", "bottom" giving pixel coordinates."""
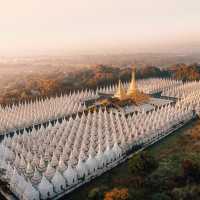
[
  {"left": 38, "top": 175, "right": 54, "bottom": 199},
  {"left": 23, "top": 181, "right": 40, "bottom": 200},
  {"left": 63, "top": 162, "right": 78, "bottom": 186},
  {"left": 51, "top": 170, "right": 66, "bottom": 193}
]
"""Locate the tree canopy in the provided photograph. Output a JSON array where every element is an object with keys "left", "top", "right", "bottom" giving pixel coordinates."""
[{"left": 128, "top": 152, "right": 158, "bottom": 176}]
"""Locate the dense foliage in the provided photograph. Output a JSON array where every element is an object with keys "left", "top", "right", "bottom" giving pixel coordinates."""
[
  {"left": 104, "top": 188, "right": 129, "bottom": 200},
  {"left": 2, "top": 63, "right": 200, "bottom": 106},
  {"left": 128, "top": 152, "right": 159, "bottom": 176}
]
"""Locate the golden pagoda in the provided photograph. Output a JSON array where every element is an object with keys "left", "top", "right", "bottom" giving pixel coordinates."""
[
  {"left": 127, "top": 65, "right": 137, "bottom": 96},
  {"left": 114, "top": 80, "right": 127, "bottom": 100},
  {"left": 114, "top": 65, "right": 149, "bottom": 104},
  {"left": 85, "top": 64, "right": 150, "bottom": 112}
]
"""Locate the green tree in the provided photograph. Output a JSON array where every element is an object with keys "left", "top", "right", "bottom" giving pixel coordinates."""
[
  {"left": 182, "top": 159, "right": 200, "bottom": 182},
  {"left": 172, "top": 185, "right": 200, "bottom": 200},
  {"left": 88, "top": 187, "right": 102, "bottom": 200},
  {"left": 151, "top": 193, "right": 171, "bottom": 200},
  {"left": 128, "top": 152, "right": 158, "bottom": 176}
]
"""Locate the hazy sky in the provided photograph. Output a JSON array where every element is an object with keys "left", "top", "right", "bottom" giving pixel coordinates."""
[{"left": 1, "top": 0, "right": 200, "bottom": 55}]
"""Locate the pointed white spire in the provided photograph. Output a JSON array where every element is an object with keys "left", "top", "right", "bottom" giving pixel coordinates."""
[
  {"left": 86, "top": 146, "right": 99, "bottom": 174},
  {"left": 38, "top": 156, "right": 46, "bottom": 172},
  {"left": 51, "top": 170, "right": 66, "bottom": 193},
  {"left": 23, "top": 180, "right": 40, "bottom": 200},
  {"left": 50, "top": 153, "right": 59, "bottom": 167},
  {"left": 25, "top": 162, "right": 34, "bottom": 178},
  {"left": 38, "top": 175, "right": 54, "bottom": 199},
  {"left": 76, "top": 157, "right": 88, "bottom": 178},
  {"left": 45, "top": 163, "right": 55, "bottom": 180},
  {"left": 19, "top": 156, "right": 26, "bottom": 171},
  {"left": 63, "top": 162, "right": 78, "bottom": 186},
  {"left": 57, "top": 157, "right": 67, "bottom": 173},
  {"left": 31, "top": 167, "right": 42, "bottom": 185}
]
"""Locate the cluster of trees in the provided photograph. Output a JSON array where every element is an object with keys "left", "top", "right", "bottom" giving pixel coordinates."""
[
  {"left": 87, "top": 152, "right": 159, "bottom": 200},
  {"left": 169, "top": 159, "right": 200, "bottom": 200},
  {"left": 1, "top": 62, "right": 200, "bottom": 106},
  {"left": 169, "top": 63, "right": 200, "bottom": 81},
  {"left": 86, "top": 150, "right": 200, "bottom": 200},
  {"left": 104, "top": 188, "right": 129, "bottom": 200},
  {"left": 87, "top": 188, "right": 129, "bottom": 200},
  {"left": 0, "top": 64, "right": 170, "bottom": 106},
  {"left": 128, "top": 152, "right": 159, "bottom": 176}
]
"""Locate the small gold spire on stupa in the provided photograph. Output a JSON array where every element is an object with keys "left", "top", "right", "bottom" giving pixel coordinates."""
[
  {"left": 113, "top": 64, "right": 149, "bottom": 104},
  {"left": 114, "top": 80, "right": 126, "bottom": 100},
  {"left": 127, "top": 65, "right": 137, "bottom": 96}
]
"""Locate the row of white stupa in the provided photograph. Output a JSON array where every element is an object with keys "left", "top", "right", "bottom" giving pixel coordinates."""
[
  {"left": 162, "top": 80, "right": 200, "bottom": 99},
  {"left": 0, "top": 97, "right": 196, "bottom": 200},
  {"left": 0, "top": 78, "right": 181, "bottom": 134},
  {"left": 163, "top": 81, "right": 200, "bottom": 116},
  {"left": 162, "top": 80, "right": 200, "bottom": 114}
]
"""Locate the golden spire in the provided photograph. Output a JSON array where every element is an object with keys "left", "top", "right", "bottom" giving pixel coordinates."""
[
  {"left": 114, "top": 80, "right": 126, "bottom": 100},
  {"left": 127, "top": 65, "right": 137, "bottom": 96}
]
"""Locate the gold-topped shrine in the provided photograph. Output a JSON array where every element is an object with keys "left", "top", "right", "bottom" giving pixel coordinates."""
[
  {"left": 85, "top": 65, "right": 150, "bottom": 112},
  {"left": 113, "top": 65, "right": 149, "bottom": 104}
]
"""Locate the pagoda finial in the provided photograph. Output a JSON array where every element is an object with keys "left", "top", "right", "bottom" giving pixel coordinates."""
[
  {"left": 114, "top": 80, "right": 126, "bottom": 100},
  {"left": 127, "top": 64, "right": 137, "bottom": 96}
]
